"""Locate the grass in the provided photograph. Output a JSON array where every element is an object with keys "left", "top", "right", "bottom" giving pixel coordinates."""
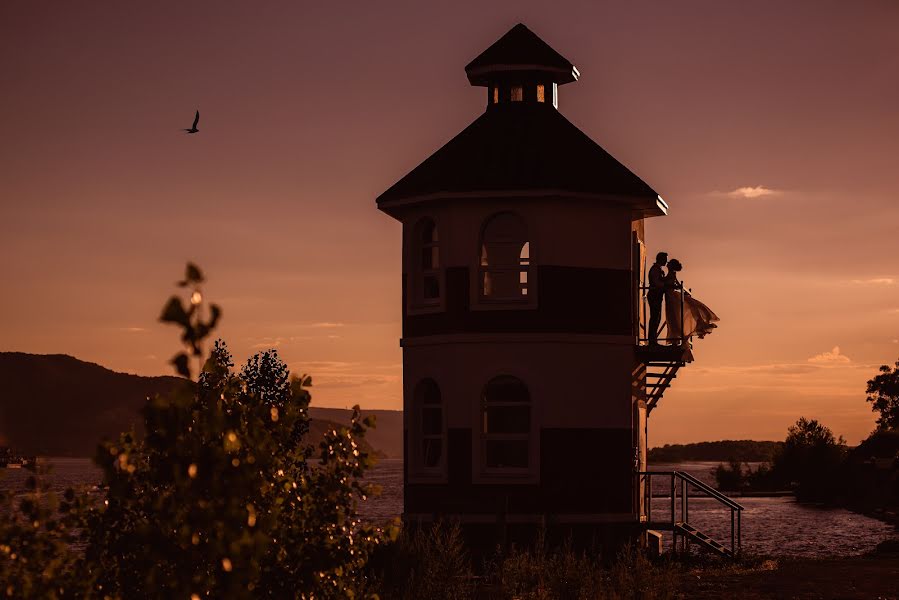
[{"left": 366, "top": 524, "right": 682, "bottom": 599}]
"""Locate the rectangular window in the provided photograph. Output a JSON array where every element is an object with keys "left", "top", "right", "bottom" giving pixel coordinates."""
[
  {"left": 421, "top": 247, "right": 438, "bottom": 269},
  {"left": 423, "top": 276, "right": 440, "bottom": 300},
  {"left": 422, "top": 438, "right": 442, "bottom": 468},
  {"left": 537, "top": 84, "right": 545, "bottom": 103},
  {"left": 493, "top": 87, "right": 499, "bottom": 104},
  {"left": 511, "top": 85, "right": 523, "bottom": 102},
  {"left": 486, "top": 439, "right": 529, "bottom": 469},
  {"left": 485, "top": 405, "right": 530, "bottom": 434}
]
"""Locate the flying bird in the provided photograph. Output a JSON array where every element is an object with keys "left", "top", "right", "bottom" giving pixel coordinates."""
[{"left": 183, "top": 110, "right": 199, "bottom": 134}]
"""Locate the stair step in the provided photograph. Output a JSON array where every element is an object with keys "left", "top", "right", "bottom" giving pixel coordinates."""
[{"left": 674, "top": 523, "right": 734, "bottom": 558}]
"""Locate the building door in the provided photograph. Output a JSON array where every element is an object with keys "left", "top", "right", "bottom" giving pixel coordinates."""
[
  {"left": 634, "top": 398, "right": 648, "bottom": 520},
  {"left": 632, "top": 231, "right": 647, "bottom": 341}
]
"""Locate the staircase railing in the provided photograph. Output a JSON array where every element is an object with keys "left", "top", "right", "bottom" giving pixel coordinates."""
[{"left": 637, "top": 470, "right": 744, "bottom": 557}]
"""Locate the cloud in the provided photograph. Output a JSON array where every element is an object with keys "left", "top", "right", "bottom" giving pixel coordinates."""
[
  {"left": 726, "top": 186, "right": 781, "bottom": 199},
  {"left": 314, "top": 375, "right": 399, "bottom": 389},
  {"left": 120, "top": 327, "right": 147, "bottom": 333},
  {"left": 808, "top": 346, "right": 851, "bottom": 364},
  {"left": 851, "top": 278, "right": 895, "bottom": 285},
  {"left": 309, "top": 322, "right": 345, "bottom": 329}
]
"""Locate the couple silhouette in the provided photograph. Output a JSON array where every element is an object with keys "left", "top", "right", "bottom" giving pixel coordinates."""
[{"left": 647, "top": 252, "right": 719, "bottom": 350}]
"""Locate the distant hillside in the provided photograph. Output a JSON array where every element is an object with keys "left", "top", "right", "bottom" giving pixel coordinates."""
[
  {"left": 0, "top": 353, "right": 180, "bottom": 456},
  {"left": 308, "top": 408, "right": 402, "bottom": 459},
  {"left": 648, "top": 440, "right": 783, "bottom": 463},
  {"left": 0, "top": 353, "right": 402, "bottom": 458}
]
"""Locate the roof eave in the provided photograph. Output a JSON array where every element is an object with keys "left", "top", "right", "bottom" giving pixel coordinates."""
[
  {"left": 465, "top": 64, "right": 578, "bottom": 86},
  {"left": 376, "top": 188, "right": 665, "bottom": 218}
]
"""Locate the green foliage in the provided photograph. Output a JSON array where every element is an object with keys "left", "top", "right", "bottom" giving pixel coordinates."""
[
  {"left": 0, "top": 465, "right": 92, "bottom": 599},
  {"left": 83, "top": 266, "right": 395, "bottom": 598},
  {"left": 866, "top": 359, "right": 899, "bottom": 431},
  {"left": 159, "top": 262, "right": 221, "bottom": 378},
  {"left": 0, "top": 264, "right": 396, "bottom": 598},
  {"left": 770, "top": 417, "right": 847, "bottom": 502}
]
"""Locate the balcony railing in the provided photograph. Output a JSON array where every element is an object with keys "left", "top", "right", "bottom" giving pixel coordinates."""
[{"left": 637, "top": 283, "right": 690, "bottom": 347}]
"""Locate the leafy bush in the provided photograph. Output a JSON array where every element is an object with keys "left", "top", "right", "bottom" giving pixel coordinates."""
[
  {"left": 0, "top": 466, "right": 94, "bottom": 598},
  {"left": 1, "top": 264, "right": 396, "bottom": 599}
]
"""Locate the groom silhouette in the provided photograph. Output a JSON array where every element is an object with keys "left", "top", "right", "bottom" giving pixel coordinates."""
[{"left": 647, "top": 252, "right": 668, "bottom": 345}]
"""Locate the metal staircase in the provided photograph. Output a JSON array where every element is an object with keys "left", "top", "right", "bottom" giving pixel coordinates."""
[
  {"left": 640, "top": 349, "right": 686, "bottom": 414},
  {"left": 634, "top": 280, "right": 742, "bottom": 558},
  {"left": 637, "top": 470, "right": 744, "bottom": 558}
]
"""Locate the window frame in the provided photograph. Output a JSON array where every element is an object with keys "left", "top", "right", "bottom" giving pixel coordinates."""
[
  {"left": 409, "top": 377, "right": 447, "bottom": 481},
  {"left": 473, "top": 212, "right": 537, "bottom": 311},
  {"left": 474, "top": 374, "right": 539, "bottom": 483},
  {"left": 407, "top": 217, "right": 445, "bottom": 315}
]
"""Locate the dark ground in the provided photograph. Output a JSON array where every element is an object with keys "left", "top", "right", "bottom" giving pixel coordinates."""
[{"left": 675, "top": 554, "right": 899, "bottom": 599}]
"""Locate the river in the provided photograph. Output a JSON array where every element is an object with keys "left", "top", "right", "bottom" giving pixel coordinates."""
[{"left": 2, "top": 458, "right": 892, "bottom": 558}]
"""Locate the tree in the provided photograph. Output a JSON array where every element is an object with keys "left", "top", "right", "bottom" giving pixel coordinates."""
[
  {"left": 0, "top": 264, "right": 396, "bottom": 599},
  {"left": 83, "top": 264, "right": 396, "bottom": 598},
  {"left": 770, "top": 417, "right": 846, "bottom": 502},
  {"left": 866, "top": 359, "right": 899, "bottom": 431}
]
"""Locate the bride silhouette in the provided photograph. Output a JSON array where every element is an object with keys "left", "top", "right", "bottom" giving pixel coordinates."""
[{"left": 663, "top": 259, "right": 719, "bottom": 350}]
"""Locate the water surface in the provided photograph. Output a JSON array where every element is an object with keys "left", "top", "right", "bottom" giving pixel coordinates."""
[{"left": 2, "top": 457, "right": 892, "bottom": 558}]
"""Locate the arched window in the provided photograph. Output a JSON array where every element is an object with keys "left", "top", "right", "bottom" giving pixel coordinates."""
[
  {"left": 479, "top": 213, "right": 531, "bottom": 301},
  {"left": 414, "top": 378, "right": 444, "bottom": 470},
  {"left": 414, "top": 218, "right": 440, "bottom": 305},
  {"left": 482, "top": 375, "right": 531, "bottom": 470}
]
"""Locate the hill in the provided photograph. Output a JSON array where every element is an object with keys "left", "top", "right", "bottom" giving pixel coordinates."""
[
  {"left": 0, "top": 353, "right": 402, "bottom": 458},
  {"left": 0, "top": 352, "right": 181, "bottom": 456},
  {"left": 648, "top": 440, "right": 783, "bottom": 463},
  {"left": 308, "top": 407, "right": 403, "bottom": 459}
]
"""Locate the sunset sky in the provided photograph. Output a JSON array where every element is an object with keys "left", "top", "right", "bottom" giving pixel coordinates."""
[{"left": 2, "top": 2, "right": 897, "bottom": 445}]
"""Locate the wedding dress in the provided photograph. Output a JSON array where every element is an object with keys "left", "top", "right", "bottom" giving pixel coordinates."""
[{"left": 664, "top": 274, "right": 719, "bottom": 361}]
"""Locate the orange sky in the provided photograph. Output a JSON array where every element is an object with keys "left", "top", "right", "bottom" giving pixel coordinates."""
[{"left": 2, "top": 2, "right": 897, "bottom": 445}]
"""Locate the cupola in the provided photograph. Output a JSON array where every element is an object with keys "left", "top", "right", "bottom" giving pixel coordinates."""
[{"left": 465, "top": 23, "right": 580, "bottom": 109}]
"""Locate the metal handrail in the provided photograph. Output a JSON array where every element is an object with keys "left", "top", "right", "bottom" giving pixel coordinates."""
[
  {"left": 675, "top": 471, "right": 745, "bottom": 510},
  {"left": 637, "top": 470, "right": 743, "bottom": 557},
  {"left": 637, "top": 283, "right": 690, "bottom": 346}
]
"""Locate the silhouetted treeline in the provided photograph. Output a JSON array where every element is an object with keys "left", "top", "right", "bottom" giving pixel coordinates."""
[
  {"left": 711, "top": 419, "right": 899, "bottom": 511},
  {"left": 648, "top": 440, "right": 782, "bottom": 463}
]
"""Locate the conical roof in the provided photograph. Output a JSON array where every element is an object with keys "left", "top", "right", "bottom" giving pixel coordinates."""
[
  {"left": 465, "top": 23, "right": 579, "bottom": 86},
  {"left": 376, "top": 24, "right": 665, "bottom": 217},
  {"left": 376, "top": 106, "right": 661, "bottom": 213}
]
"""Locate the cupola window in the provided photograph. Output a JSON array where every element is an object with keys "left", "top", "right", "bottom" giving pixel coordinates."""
[
  {"left": 510, "top": 85, "right": 523, "bottom": 102},
  {"left": 537, "top": 84, "right": 545, "bottom": 103},
  {"left": 482, "top": 375, "right": 531, "bottom": 470},
  {"left": 479, "top": 212, "right": 531, "bottom": 301}
]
